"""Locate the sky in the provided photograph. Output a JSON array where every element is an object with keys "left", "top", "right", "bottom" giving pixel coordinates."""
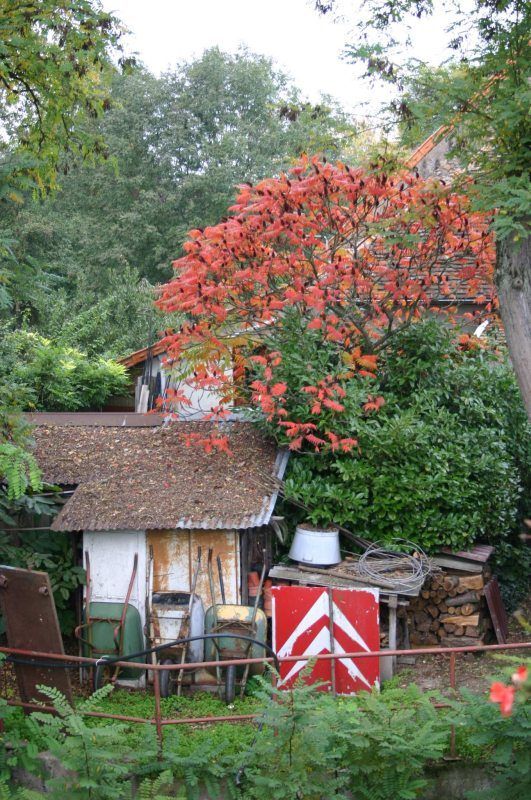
[{"left": 102, "top": 0, "right": 455, "bottom": 119}]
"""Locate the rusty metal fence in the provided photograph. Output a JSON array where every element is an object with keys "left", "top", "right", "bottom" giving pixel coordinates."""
[{"left": 1, "top": 640, "right": 530, "bottom": 754}]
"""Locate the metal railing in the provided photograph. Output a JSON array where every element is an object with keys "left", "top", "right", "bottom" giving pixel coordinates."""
[{"left": 2, "top": 640, "right": 530, "bottom": 755}]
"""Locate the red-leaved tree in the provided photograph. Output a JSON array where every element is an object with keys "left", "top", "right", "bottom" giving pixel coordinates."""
[{"left": 157, "top": 156, "right": 495, "bottom": 451}]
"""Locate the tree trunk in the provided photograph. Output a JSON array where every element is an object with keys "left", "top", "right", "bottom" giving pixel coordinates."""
[{"left": 496, "top": 230, "right": 531, "bottom": 420}]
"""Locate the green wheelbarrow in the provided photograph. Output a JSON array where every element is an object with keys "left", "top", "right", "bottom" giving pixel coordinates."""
[
  {"left": 75, "top": 552, "right": 145, "bottom": 688},
  {"left": 204, "top": 549, "right": 267, "bottom": 703}
]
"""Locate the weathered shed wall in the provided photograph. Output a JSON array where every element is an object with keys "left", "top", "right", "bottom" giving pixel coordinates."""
[
  {"left": 83, "top": 528, "right": 241, "bottom": 638},
  {"left": 83, "top": 530, "right": 148, "bottom": 629},
  {"left": 147, "top": 529, "right": 240, "bottom": 606}
]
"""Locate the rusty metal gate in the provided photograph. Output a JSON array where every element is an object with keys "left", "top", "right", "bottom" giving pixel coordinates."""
[{"left": 0, "top": 565, "right": 72, "bottom": 704}]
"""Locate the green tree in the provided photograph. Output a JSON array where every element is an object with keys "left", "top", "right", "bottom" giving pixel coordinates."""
[
  {"left": 0, "top": 0, "right": 122, "bottom": 199},
  {"left": 0, "top": 1, "right": 123, "bottom": 505},
  {"left": 0, "top": 49, "right": 361, "bottom": 352},
  {"left": 316, "top": 0, "right": 531, "bottom": 418},
  {"left": 0, "top": 328, "right": 129, "bottom": 411},
  {"left": 266, "top": 320, "right": 530, "bottom": 562}
]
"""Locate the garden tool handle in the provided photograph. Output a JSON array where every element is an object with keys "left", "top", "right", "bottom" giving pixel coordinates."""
[
  {"left": 207, "top": 547, "right": 216, "bottom": 608},
  {"left": 217, "top": 555, "right": 226, "bottom": 604}
]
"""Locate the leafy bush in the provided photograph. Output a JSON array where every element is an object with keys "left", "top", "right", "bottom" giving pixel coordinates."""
[
  {"left": 0, "top": 329, "right": 129, "bottom": 412},
  {"left": 454, "top": 657, "right": 531, "bottom": 800},
  {"left": 0, "top": 386, "right": 42, "bottom": 505},
  {"left": 5, "top": 674, "right": 529, "bottom": 800},
  {"left": 1, "top": 679, "right": 452, "bottom": 800},
  {"left": 279, "top": 320, "right": 530, "bottom": 555},
  {"left": 237, "top": 677, "right": 448, "bottom": 800},
  {"left": 22, "top": 685, "right": 160, "bottom": 800}
]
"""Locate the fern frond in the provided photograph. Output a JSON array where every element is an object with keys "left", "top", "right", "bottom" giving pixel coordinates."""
[{"left": 0, "top": 443, "right": 42, "bottom": 499}]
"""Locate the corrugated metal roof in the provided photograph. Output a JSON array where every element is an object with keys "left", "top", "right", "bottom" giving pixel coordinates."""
[
  {"left": 25, "top": 412, "right": 165, "bottom": 427},
  {"left": 31, "top": 419, "right": 287, "bottom": 532}
]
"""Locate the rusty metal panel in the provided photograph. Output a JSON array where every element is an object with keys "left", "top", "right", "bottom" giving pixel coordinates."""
[
  {"left": 147, "top": 530, "right": 191, "bottom": 593},
  {"left": 484, "top": 577, "right": 509, "bottom": 644},
  {"left": 147, "top": 529, "right": 240, "bottom": 609},
  {"left": 192, "top": 530, "right": 240, "bottom": 606},
  {"left": 0, "top": 566, "right": 72, "bottom": 704}
]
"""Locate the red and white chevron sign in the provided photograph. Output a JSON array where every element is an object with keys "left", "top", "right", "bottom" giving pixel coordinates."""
[{"left": 272, "top": 586, "right": 380, "bottom": 694}]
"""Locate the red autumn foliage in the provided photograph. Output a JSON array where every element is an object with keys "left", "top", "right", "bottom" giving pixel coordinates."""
[
  {"left": 489, "top": 666, "right": 529, "bottom": 717},
  {"left": 157, "top": 156, "right": 495, "bottom": 451},
  {"left": 490, "top": 681, "right": 516, "bottom": 717}
]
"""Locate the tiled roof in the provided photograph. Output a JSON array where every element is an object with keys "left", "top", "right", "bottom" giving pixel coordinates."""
[
  {"left": 405, "top": 125, "right": 451, "bottom": 170},
  {"left": 117, "top": 340, "right": 168, "bottom": 368}
]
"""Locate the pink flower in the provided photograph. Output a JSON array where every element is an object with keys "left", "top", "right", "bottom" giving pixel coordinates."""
[
  {"left": 490, "top": 682, "right": 516, "bottom": 717},
  {"left": 512, "top": 666, "right": 528, "bottom": 686}
]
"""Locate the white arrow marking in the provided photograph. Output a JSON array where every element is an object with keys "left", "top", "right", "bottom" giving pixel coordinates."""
[
  {"left": 276, "top": 591, "right": 329, "bottom": 658},
  {"left": 331, "top": 601, "right": 371, "bottom": 653},
  {"left": 275, "top": 589, "right": 378, "bottom": 690},
  {"left": 278, "top": 625, "right": 331, "bottom": 686}
]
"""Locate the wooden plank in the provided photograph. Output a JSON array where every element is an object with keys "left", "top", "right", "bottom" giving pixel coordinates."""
[
  {"left": 441, "top": 613, "right": 479, "bottom": 626},
  {"left": 484, "top": 577, "right": 509, "bottom": 644},
  {"left": 430, "top": 555, "right": 485, "bottom": 573},
  {"left": 0, "top": 566, "right": 72, "bottom": 705},
  {"left": 269, "top": 565, "right": 410, "bottom": 604},
  {"left": 293, "top": 562, "right": 420, "bottom": 596},
  {"left": 25, "top": 412, "right": 164, "bottom": 427},
  {"left": 439, "top": 544, "right": 494, "bottom": 563}
]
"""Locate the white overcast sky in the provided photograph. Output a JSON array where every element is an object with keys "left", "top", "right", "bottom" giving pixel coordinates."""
[{"left": 102, "top": 0, "right": 454, "bottom": 118}]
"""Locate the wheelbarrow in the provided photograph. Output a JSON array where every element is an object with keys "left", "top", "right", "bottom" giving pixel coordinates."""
[
  {"left": 75, "top": 552, "right": 145, "bottom": 689},
  {"left": 204, "top": 549, "right": 268, "bottom": 703},
  {"left": 146, "top": 546, "right": 204, "bottom": 697}
]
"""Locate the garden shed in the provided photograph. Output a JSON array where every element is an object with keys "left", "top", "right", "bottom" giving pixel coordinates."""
[{"left": 29, "top": 413, "right": 288, "bottom": 678}]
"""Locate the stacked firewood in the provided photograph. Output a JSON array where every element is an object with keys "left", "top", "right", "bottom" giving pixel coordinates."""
[{"left": 408, "top": 571, "right": 492, "bottom": 647}]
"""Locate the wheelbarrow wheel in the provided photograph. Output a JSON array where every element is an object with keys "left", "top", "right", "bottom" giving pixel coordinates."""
[
  {"left": 224, "top": 665, "right": 236, "bottom": 704},
  {"left": 159, "top": 660, "right": 174, "bottom": 698}
]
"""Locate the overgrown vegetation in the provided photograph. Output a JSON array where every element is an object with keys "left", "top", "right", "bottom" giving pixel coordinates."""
[
  {"left": 0, "top": 49, "right": 362, "bottom": 358},
  {"left": 0, "top": 329, "right": 129, "bottom": 411},
  {"left": 316, "top": 0, "right": 531, "bottom": 419},
  {"left": 454, "top": 656, "right": 531, "bottom": 800},
  {"left": 1, "top": 668, "right": 529, "bottom": 800},
  {"left": 271, "top": 320, "right": 530, "bottom": 559}
]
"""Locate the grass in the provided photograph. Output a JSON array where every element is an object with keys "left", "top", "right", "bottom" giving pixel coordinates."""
[
  {"left": 79, "top": 687, "right": 261, "bottom": 752},
  {"left": 92, "top": 687, "right": 261, "bottom": 721}
]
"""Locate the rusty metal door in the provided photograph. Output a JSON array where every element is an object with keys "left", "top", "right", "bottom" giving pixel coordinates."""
[
  {"left": 484, "top": 577, "right": 509, "bottom": 643},
  {"left": 147, "top": 529, "right": 240, "bottom": 607},
  {"left": 0, "top": 565, "right": 72, "bottom": 704}
]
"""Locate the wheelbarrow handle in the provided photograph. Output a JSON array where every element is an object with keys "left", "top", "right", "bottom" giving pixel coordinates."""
[
  {"left": 207, "top": 548, "right": 217, "bottom": 609},
  {"left": 217, "top": 555, "right": 226, "bottom": 604}
]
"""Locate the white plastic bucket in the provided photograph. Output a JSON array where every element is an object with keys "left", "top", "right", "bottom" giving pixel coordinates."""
[{"left": 288, "top": 524, "right": 341, "bottom": 566}]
